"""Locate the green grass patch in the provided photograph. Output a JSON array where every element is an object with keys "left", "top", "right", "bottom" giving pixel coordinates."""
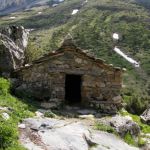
[
  {"left": 94, "top": 122, "right": 117, "bottom": 134},
  {"left": 123, "top": 132, "right": 147, "bottom": 147},
  {"left": 124, "top": 132, "right": 136, "bottom": 146},
  {"left": 44, "top": 111, "right": 57, "bottom": 118},
  {"left": 138, "top": 136, "right": 147, "bottom": 147}
]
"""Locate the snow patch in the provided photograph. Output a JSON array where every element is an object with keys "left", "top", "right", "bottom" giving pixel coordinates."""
[
  {"left": 52, "top": 4, "right": 58, "bottom": 7},
  {"left": 10, "top": 16, "right": 16, "bottom": 19},
  {"left": 113, "top": 33, "right": 119, "bottom": 40},
  {"left": 114, "top": 47, "right": 140, "bottom": 67},
  {"left": 38, "top": 12, "right": 42, "bottom": 15},
  {"left": 72, "top": 9, "right": 79, "bottom": 15},
  {"left": 25, "top": 64, "right": 30, "bottom": 67},
  {"left": 22, "top": 29, "right": 29, "bottom": 48}
]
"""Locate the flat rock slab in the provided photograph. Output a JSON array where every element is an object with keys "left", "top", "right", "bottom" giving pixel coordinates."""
[{"left": 19, "top": 118, "right": 139, "bottom": 150}]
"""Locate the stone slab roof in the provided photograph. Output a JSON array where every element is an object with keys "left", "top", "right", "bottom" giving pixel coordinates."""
[{"left": 16, "top": 36, "right": 124, "bottom": 72}]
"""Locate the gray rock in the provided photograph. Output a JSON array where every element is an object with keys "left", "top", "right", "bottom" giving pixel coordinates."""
[
  {"left": 2, "top": 112, "right": 10, "bottom": 120},
  {"left": 0, "top": 26, "right": 29, "bottom": 75},
  {"left": 18, "top": 124, "right": 26, "bottom": 129},
  {"left": 140, "top": 107, "right": 150, "bottom": 125},
  {"left": 0, "top": 106, "right": 9, "bottom": 111},
  {"left": 99, "top": 115, "right": 140, "bottom": 137},
  {"left": 20, "top": 118, "right": 139, "bottom": 150}
]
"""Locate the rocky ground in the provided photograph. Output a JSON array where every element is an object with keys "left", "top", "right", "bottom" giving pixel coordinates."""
[
  {"left": 19, "top": 118, "right": 139, "bottom": 150},
  {"left": 18, "top": 106, "right": 150, "bottom": 150}
]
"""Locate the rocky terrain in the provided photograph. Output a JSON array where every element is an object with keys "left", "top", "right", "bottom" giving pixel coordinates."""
[
  {"left": 17, "top": 107, "right": 150, "bottom": 150},
  {"left": 0, "top": 0, "right": 150, "bottom": 149},
  {"left": 19, "top": 116, "right": 139, "bottom": 150}
]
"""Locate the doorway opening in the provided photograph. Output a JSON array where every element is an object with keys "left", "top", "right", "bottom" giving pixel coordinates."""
[{"left": 65, "top": 74, "right": 82, "bottom": 104}]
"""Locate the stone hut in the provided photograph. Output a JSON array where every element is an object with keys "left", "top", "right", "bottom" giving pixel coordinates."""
[{"left": 16, "top": 37, "right": 123, "bottom": 113}]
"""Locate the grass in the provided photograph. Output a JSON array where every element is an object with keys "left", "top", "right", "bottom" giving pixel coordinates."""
[
  {"left": 124, "top": 132, "right": 136, "bottom": 146},
  {"left": 94, "top": 122, "right": 117, "bottom": 135},
  {"left": 123, "top": 132, "right": 147, "bottom": 147},
  {"left": 0, "top": 77, "right": 36, "bottom": 149}
]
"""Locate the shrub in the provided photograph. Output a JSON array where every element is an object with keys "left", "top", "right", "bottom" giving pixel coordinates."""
[
  {"left": 123, "top": 95, "right": 149, "bottom": 115},
  {"left": 44, "top": 111, "right": 57, "bottom": 118},
  {"left": 0, "top": 121, "right": 18, "bottom": 149}
]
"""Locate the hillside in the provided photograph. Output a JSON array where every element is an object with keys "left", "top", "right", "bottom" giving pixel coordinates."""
[
  {"left": 0, "top": 0, "right": 150, "bottom": 113},
  {"left": 0, "top": 0, "right": 32, "bottom": 14},
  {"left": 136, "top": 0, "right": 150, "bottom": 8},
  {"left": 0, "top": 0, "right": 65, "bottom": 15}
]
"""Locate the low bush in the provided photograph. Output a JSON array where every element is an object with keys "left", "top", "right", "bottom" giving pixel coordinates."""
[
  {"left": 123, "top": 95, "right": 149, "bottom": 115},
  {"left": 0, "top": 120, "right": 18, "bottom": 149},
  {"left": 44, "top": 111, "right": 57, "bottom": 118}
]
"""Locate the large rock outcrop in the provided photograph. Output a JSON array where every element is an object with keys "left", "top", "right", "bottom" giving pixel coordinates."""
[
  {"left": 98, "top": 115, "right": 140, "bottom": 137},
  {"left": 19, "top": 118, "right": 139, "bottom": 150},
  {"left": 0, "top": 26, "right": 29, "bottom": 76}
]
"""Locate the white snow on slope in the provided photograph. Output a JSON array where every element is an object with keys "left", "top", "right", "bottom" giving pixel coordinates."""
[
  {"left": 113, "top": 33, "right": 119, "bottom": 40},
  {"left": 37, "top": 11, "right": 42, "bottom": 15},
  {"left": 114, "top": 47, "right": 140, "bottom": 67},
  {"left": 72, "top": 9, "right": 79, "bottom": 15},
  {"left": 10, "top": 16, "right": 16, "bottom": 19}
]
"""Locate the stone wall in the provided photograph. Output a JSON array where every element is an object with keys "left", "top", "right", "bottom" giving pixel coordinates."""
[{"left": 16, "top": 46, "right": 123, "bottom": 113}]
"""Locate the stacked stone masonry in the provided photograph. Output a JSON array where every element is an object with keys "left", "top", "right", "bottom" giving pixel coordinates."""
[{"left": 16, "top": 39, "right": 123, "bottom": 113}]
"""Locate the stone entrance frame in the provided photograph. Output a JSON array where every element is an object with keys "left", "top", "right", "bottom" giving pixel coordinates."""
[{"left": 16, "top": 37, "right": 124, "bottom": 114}]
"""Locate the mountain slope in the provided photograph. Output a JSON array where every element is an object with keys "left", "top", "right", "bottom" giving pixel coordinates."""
[
  {"left": 136, "top": 0, "right": 150, "bottom": 9},
  {"left": 0, "top": 0, "right": 149, "bottom": 113},
  {"left": 0, "top": 0, "right": 50, "bottom": 15},
  {"left": 0, "top": 0, "right": 32, "bottom": 13}
]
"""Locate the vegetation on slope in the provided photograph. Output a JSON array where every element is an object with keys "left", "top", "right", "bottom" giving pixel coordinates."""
[{"left": 0, "top": 78, "right": 35, "bottom": 149}]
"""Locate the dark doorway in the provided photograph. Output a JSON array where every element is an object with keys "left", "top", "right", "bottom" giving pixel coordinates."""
[{"left": 65, "top": 74, "right": 82, "bottom": 104}]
